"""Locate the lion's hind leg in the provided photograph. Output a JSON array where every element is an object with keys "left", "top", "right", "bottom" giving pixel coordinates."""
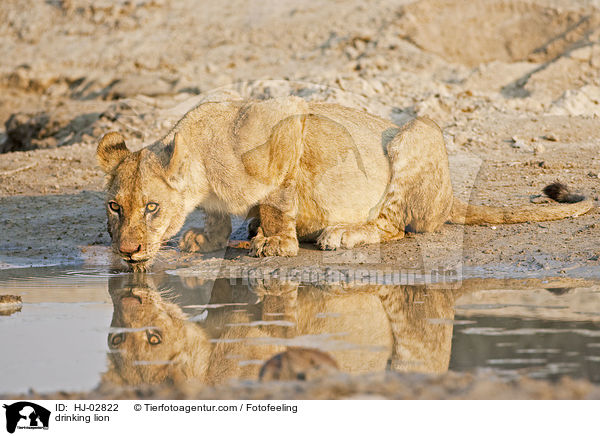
[
  {"left": 317, "top": 117, "right": 452, "bottom": 251},
  {"left": 376, "top": 117, "right": 452, "bottom": 235},
  {"left": 317, "top": 218, "right": 404, "bottom": 250}
]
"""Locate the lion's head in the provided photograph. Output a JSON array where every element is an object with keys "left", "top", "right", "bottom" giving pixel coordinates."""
[
  {"left": 102, "top": 275, "right": 211, "bottom": 386},
  {"left": 97, "top": 132, "right": 197, "bottom": 272}
]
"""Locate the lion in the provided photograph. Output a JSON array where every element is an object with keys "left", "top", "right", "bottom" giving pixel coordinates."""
[
  {"left": 97, "top": 96, "right": 592, "bottom": 271},
  {"left": 101, "top": 275, "right": 458, "bottom": 387}
]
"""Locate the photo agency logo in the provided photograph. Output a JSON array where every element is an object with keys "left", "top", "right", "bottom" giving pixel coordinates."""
[{"left": 2, "top": 402, "right": 50, "bottom": 434}]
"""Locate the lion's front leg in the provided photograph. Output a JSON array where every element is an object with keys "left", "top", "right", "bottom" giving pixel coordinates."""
[
  {"left": 250, "top": 182, "right": 299, "bottom": 257},
  {"left": 179, "top": 210, "right": 232, "bottom": 253}
]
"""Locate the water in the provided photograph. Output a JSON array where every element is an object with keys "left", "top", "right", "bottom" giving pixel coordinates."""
[{"left": 1, "top": 267, "right": 599, "bottom": 394}]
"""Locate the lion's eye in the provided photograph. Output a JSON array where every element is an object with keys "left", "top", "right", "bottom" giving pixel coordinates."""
[
  {"left": 145, "top": 202, "right": 159, "bottom": 213},
  {"left": 108, "top": 201, "right": 120, "bottom": 213},
  {"left": 110, "top": 333, "right": 124, "bottom": 346},
  {"left": 146, "top": 329, "right": 162, "bottom": 345}
]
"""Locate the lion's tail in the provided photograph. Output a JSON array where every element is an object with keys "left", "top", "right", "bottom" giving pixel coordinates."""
[{"left": 448, "top": 182, "right": 593, "bottom": 225}]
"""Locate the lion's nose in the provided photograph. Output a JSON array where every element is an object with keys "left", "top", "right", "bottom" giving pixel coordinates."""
[{"left": 119, "top": 242, "right": 142, "bottom": 257}]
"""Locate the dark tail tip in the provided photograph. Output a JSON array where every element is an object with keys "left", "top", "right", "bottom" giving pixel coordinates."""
[{"left": 543, "top": 182, "right": 585, "bottom": 203}]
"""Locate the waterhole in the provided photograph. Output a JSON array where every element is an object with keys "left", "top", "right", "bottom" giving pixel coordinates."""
[{"left": 0, "top": 266, "right": 599, "bottom": 394}]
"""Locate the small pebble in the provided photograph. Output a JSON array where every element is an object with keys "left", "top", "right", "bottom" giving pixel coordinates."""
[
  {"left": 543, "top": 133, "right": 559, "bottom": 142},
  {"left": 511, "top": 136, "right": 527, "bottom": 149},
  {"left": 0, "top": 295, "right": 22, "bottom": 306},
  {"left": 532, "top": 143, "right": 545, "bottom": 155}
]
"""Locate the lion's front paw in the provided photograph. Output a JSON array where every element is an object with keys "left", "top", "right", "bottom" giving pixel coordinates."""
[
  {"left": 179, "top": 228, "right": 227, "bottom": 253},
  {"left": 317, "top": 224, "right": 379, "bottom": 250},
  {"left": 250, "top": 229, "right": 298, "bottom": 257}
]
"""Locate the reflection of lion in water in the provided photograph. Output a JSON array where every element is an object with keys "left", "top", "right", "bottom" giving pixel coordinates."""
[
  {"left": 259, "top": 347, "right": 339, "bottom": 382},
  {"left": 103, "top": 275, "right": 211, "bottom": 385},
  {"left": 101, "top": 275, "right": 459, "bottom": 387}
]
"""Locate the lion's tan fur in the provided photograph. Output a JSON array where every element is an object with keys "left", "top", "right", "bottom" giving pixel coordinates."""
[{"left": 97, "top": 96, "right": 592, "bottom": 270}]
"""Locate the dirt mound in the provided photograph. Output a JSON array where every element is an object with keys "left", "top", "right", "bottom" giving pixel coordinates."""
[{"left": 398, "top": 0, "right": 594, "bottom": 67}]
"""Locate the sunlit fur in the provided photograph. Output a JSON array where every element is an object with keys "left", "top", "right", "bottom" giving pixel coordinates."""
[{"left": 98, "top": 97, "right": 592, "bottom": 270}]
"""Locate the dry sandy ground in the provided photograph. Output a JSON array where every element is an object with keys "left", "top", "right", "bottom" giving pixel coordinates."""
[
  {"left": 1, "top": 0, "right": 600, "bottom": 277},
  {"left": 1, "top": 0, "right": 600, "bottom": 398},
  {"left": 4, "top": 372, "right": 600, "bottom": 400}
]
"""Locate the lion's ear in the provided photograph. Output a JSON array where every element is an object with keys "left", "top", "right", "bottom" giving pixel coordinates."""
[
  {"left": 241, "top": 115, "right": 304, "bottom": 185},
  {"left": 97, "top": 132, "right": 130, "bottom": 173},
  {"left": 166, "top": 132, "right": 189, "bottom": 178}
]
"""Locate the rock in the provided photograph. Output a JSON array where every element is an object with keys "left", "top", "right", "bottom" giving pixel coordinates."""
[
  {"left": 0, "top": 295, "right": 21, "bottom": 305},
  {"left": 106, "top": 74, "right": 178, "bottom": 99},
  {"left": 532, "top": 143, "right": 545, "bottom": 155},
  {"left": 0, "top": 294, "right": 22, "bottom": 316},
  {"left": 259, "top": 347, "right": 339, "bottom": 382},
  {"left": 550, "top": 85, "right": 600, "bottom": 117},
  {"left": 510, "top": 136, "right": 541, "bottom": 153},
  {"left": 511, "top": 136, "right": 528, "bottom": 149},
  {"left": 569, "top": 46, "right": 594, "bottom": 62}
]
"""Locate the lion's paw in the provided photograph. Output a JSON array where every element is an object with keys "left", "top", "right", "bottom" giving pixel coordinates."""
[
  {"left": 179, "top": 228, "right": 227, "bottom": 253},
  {"left": 317, "top": 224, "right": 379, "bottom": 250},
  {"left": 250, "top": 230, "right": 298, "bottom": 257}
]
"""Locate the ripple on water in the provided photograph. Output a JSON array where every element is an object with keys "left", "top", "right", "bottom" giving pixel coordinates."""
[{"left": 0, "top": 268, "right": 599, "bottom": 394}]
